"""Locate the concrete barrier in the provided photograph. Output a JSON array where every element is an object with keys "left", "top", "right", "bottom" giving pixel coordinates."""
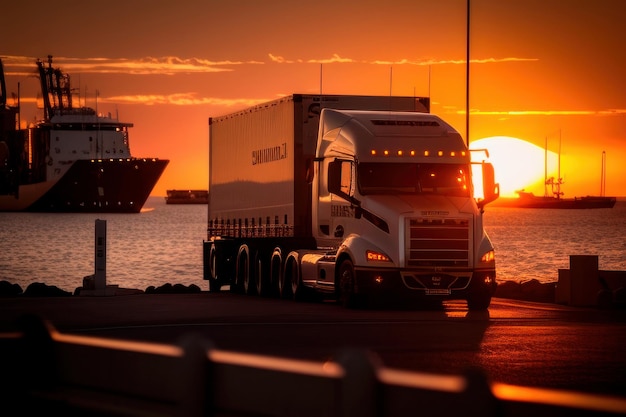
[
  {"left": 557, "top": 255, "right": 626, "bottom": 308},
  {"left": 1, "top": 315, "right": 625, "bottom": 417}
]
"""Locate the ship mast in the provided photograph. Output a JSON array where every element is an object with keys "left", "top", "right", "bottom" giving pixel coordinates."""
[
  {"left": 36, "top": 55, "right": 73, "bottom": 120},
  {"left": 543, "top": 136, "right": 548, "bottom": 197},
  {"left": 544, "top": 130, "right": 564, "bottom": 199},
  {"left": 601, "top": 150, "right": 606, "bottom": 196},
  {"left": 0, "top": 59, "right": 6, "bottom": 109}
]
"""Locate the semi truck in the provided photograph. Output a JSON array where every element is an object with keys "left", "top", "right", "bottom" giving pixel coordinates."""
[{"left": 203, "top": 94, "right": 499, "bottom": 309}]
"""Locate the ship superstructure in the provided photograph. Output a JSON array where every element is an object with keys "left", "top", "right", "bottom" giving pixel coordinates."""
[{"left": 0, "top": 56, "right": 168, "bottom": 212}]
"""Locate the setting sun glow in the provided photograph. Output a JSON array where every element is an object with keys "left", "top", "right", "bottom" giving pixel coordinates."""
[{"left": 470, "top": 137, "right": 558, "bottom": 198}]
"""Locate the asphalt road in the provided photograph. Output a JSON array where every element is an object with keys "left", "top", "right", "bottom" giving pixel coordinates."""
[{"left": 2, "top": 292, "right": 625, "bottom": 398}]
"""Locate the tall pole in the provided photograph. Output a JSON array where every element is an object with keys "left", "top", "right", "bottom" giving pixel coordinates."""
[
  {"left": 319, "top": 64, "right": 323, "bottom": 96},
  {"left": 601, "top": 150, "right": 606, "bottom": 196},
  {"left": 543, "top": 136, "right": 548, "bottom": 197},
  {"left": 465, "top": 0, "right": 471, "bottom": 146}
]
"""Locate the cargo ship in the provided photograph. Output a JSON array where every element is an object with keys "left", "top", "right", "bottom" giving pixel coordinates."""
[
  {"left": 494, "top": 135, "right": 616, "bottom": 209},
  {"left": 0, "top": 56, "right": 168, "bottom": 213},
  {"left": 165, "top": 189, "right": 208, "bottom": 204},
  {"left": 494, "top": 191, "right": 617, "bottom": 209}
]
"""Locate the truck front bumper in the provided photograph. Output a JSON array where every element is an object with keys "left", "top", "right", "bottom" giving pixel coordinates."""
[{"left": 354, "top": 267, "right": 496, "bottom": 302}]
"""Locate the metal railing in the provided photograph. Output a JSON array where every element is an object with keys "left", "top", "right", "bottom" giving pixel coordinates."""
[{"left": 1, "top": 314, "right": 625, "bottom": 417}]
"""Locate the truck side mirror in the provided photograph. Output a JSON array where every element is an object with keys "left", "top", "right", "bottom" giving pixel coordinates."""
[
  {"left": 328, "top": 160, "right": 342, "bottom": 196},
  {"left": 478, "top": 162, "right": 499, "bottom": 208},
  {"left": 305, "top": 157, "right": 314, "bottom": 184},
  {"left": 328, "top": 159, "right": 361, "bottom": 208}
]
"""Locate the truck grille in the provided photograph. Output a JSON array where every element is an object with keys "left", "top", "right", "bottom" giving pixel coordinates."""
[{"left": 406, "top": 218, "right": 469, "bottom": 267}]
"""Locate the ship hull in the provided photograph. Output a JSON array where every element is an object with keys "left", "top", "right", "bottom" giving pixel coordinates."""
[
  {"left": 165, "top": 190, "right": 208, "bottom": 204},
  {"left": 0, "top": 158, "right": 168, "bottom": 213},
  {"left": 494, "top": 195, "right": 617, "bottom": 209}
]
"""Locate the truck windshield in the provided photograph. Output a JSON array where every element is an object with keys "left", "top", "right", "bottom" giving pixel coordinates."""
[{"left": 358, "top": 162, "right": 470, "bottom": 197}]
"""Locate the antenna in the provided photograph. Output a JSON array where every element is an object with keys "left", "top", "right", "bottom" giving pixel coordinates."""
[
  {"left": 601, "top": 150, "right": 606, "bottom": 196},
  {"left": 558, "top": 129, "right": 562, "bottom": 193},
  {"left": 17, "top": 82, "right": 20, "bottom": 129},
  {"left": 465, "top": 0, "right": 471, "bottom": 146},
  {"left": 428, "top": 65, "right": 432, "bottom": 99},
  {"left": 543, "top": 136, "right": 548, "bottom": 197},
  {"left": 319, "top": 63, "right": 323, "bottom": 96},
  {"left": 387, "top": 66, "right": 393, "bottom": 111}
]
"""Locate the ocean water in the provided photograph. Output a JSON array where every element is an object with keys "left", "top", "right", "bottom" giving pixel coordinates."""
[
  {"left": 1, "top": 197, "right": 624, "bottom": 293},
  {"left": 484, "top": 202, "right": 625, "bottom": 283},
  {"left": 0, "top": 197, "right": 208, "bottom": 293}
]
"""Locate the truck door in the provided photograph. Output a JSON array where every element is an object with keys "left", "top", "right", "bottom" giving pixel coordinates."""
[
  {"left": 325, "top": 159, "right": 357, "bottom": 240},
  {"left": 316, "top": 158, "right": 333, "bottom": 240}
]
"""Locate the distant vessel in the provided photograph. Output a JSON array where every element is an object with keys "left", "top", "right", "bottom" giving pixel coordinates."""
[
  {"left": 498, "top": 134, "right": 615, "bottom": 209},
  {"left": 165, "top": 189, "right": 208, "bottom": 204},
  {"left": 502, "top": 191, "right": 617, "bottom": 209},
  {"left": 0, "top": 56, "right": 168, "bottom": 212}
]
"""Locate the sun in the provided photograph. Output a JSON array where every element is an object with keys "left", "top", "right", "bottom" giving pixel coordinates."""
[{"left": 470, "top": 136, "right": 558, "bottom": 198}]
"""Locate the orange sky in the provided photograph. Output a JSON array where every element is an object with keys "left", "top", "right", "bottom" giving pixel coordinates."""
[{"left": 2, "top": 0, "right": 625, "bottom": 197}]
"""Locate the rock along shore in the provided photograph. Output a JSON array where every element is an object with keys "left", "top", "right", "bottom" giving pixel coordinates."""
[{"left": 0, "top": 279, "right": 554, "bottom": 303}]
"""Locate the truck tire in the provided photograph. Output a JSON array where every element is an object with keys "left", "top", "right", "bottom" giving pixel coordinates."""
[
  {"left": 337, "top": 259, "right": 363, "bottom": 308},
  {"left": 466, "top": 284, "right": 492, "bottom": 311},
  {"left": 208, "top": 245, "right": 221, "bottom": 292},
  {"left": 254, "top": 250, "right": 270, "bottom": 297},
  {"left": 270, "top": 248, "right": 283, "bottom": 297},
  {"left": 278, "top": 256, "right": 292, "bottom": 299},
  {"left": 235, "top": 245, "right": 249, "bottom": 294},
  {"left": 286, "top": 254, "right": 308, "bottom": 302}
]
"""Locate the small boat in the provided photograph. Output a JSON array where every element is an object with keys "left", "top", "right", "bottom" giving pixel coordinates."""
[
  {"left": 0, "top": 56, "right": 168, "bottom": 213},
  {"left": 503, "top": 190, "right": 617, "bottom": 209},
  {"left": 496, "top": 134, "right": 616, "bottom": 209},
  {"left": 165, "top": 189, "right": 208, "bottom": 204}
]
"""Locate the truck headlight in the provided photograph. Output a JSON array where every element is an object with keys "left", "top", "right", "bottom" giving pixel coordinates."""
[
  {"left": 480, "top": 250, "right": 495, "bottom": 263},
  {"left": 366, "top": 250, "right": 391, "bottom": 262}
]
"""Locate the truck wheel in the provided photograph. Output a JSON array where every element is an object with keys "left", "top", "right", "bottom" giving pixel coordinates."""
[
  {"left": 287, "top": 256, "right": 307, "bottom": 302},
  {"left": 208, "top": 245, "right": 221, "bottom": 292},
  {"left": 234, "top": 246, "right": 249, "bottom": 294},
  {"left": 243, "top": 255, "right": 256, "bottom": 296},
  {"left": 467, "top": 285, "right": 492, "bottom": 311},
  {"left": 270, "top": 248, "right": 283, "bottom": 297},
  {"left": 278, "top": 263, "right": 292, "bottom": 299},
  {"left": 337, "top": 260, "right": 362, "bottom": 308},
  {"left": 254, "top": 250, "right": 270, "bottom": 297}
]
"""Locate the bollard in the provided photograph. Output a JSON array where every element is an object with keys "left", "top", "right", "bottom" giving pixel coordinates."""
[
  {"left": 570, "top": 255, "right": 599, "bottom": 307},
  {"left": 94, "top": 219, "right": 107, "bottom": 291},
  {"left": 80, "top": 219, "right": 116, "bottom": 296}
]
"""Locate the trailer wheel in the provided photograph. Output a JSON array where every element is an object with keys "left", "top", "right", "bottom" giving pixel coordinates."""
[
  {"left": 208, "top": 245, "right": 221, "bottom": 292},
  {"left": 286, "top": 254, "right": 308, "bottom": 302},
  {"left": 235, "top": 245, "right": 249, "bottom": 294},
  {"left": 278, "top": 259, "right": 292, "bottom": 299},
  {"left": 254, "top": 250, "right": 270, "bottom": 297},
  {"left": 337, "top": 259, "right": 362, "bottom": 308},
  {"left": 270, "top": 248, "right": 283, "bottom": 298},
  {"left": 243, "top": 252, "right": 257, "bottom": 296}
]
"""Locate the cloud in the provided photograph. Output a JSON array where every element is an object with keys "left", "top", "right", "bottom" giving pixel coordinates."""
[
  {"left": 268, "top": 53, "right": 538, "bottom": 66},
  {"left": 1, "top": 55, "right": 263, "bottom": 76},
  {"left": 306, "top": 54, "right": 357, "bottom": 64},
  {"left": 3, "top": 53, "right": 536, "bottom": 78},
  {"left": 103, "top": 93, "right": 270, "bottom": 107},
  {"left": 460, "top": 109, "right": 626, "bottom": 116}
]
